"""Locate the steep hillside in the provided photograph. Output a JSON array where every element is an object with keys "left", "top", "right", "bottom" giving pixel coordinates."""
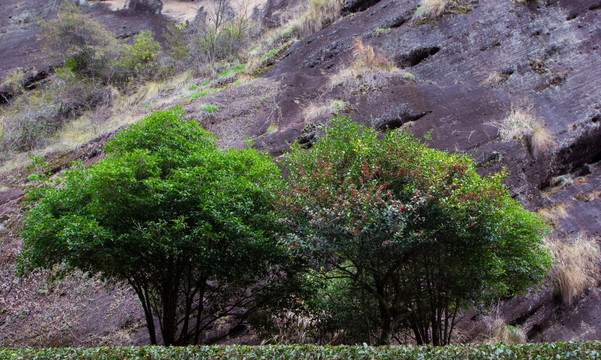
[
  {"left": 244, "top": 0, "right": 601, "bottom": 341},
  {"left": 1, "top": 0, "right": 600, "bottom": 346}
]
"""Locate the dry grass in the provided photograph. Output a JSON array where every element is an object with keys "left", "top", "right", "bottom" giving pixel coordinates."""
[
  {"left": 490, "top": 318, "right": 527, "bottom": 344},
  {"left": 298, "top": 0, "right": 342, "bottom": 37},
  {"left": 243, "top": 0, "right": 340, "bottom": 73},
  {"left": 303, "top": 99, "right": 348, "bottom": 122},
  {"left": 483, "top": 71, "right": 504, "bottom": 85},
  {"left": 416, "top": 0, "right": 450, "bottom": 18},
  {"left": 245, "top": 39, "right": 295, "bottom": 76},
  {"left": 0, "top": 69, "right": 198, "bottom": 181},
  {"left": 496, "top": 106, "right": 555, "bottom": 154},
  {"left": 482, "top": 70, "right": 512, "bottom": 86},
  {"left": 414, "top": 0, "right": 473, "bottom": 20},
  {"left": 264, "top": 310, "right": 316, "bottom": 344},
  {"left": 329, "top": 38, "right": 403, "bottom": 91},
  {"left": 243, "top": 0, "right": 341, "bottom": 76},
  {"left": 537, "top": 203, "right": 569, "bottom": 229},
  {"left": 350, "top": 38, "right": 396, "bottom": 71},
  {"left": 547, "top": 233, "right": 601, "bottom": 305}
]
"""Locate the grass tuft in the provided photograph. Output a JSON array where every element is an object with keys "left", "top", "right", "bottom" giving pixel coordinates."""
[
  {"left": 200, "top": 104, "right": 218, "bottom": 113},
  {"left": 304, "top": 99, "right": 348, "bottom": 122},
  {"left": 218, "top": 64, "right": 246, "bottom": 78},
  {"left": 414, "top": 0, "right": 473, "bottom": 20},
  {"left": 188, "top": 88, "right": 220, "bottom": 101},
  {"left": 496, "top": 106, "right": 555, "bottom": 154},
  {"left": 417, "top": 0, "right": 450, "bottom": 18},
  {"left": 329, "top": 38, "right": 402, "bottom": 91},
  {"left": 547, "top": 233, "right": 601, "bottom": 305},
  {"left": 298, "top": 0, "right": 343, "bottom": 37},
  {"left": 537, "top": 203, "right": 569, "bottom": 229},
  {"left": 490, "top": 318, "right": 527, "bottom": 344}
]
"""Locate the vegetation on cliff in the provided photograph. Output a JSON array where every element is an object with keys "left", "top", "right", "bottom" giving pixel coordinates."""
[
  {"left": 19, "top": 109, "right": 551, "bottom": 345},
  {"left": 279, "top": 116, "right": 551, "bottom": 345}
]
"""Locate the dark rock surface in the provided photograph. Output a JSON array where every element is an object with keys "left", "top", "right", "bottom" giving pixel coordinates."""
[{"left": 127, "top": 0, "right": 164, "bottom": 14}]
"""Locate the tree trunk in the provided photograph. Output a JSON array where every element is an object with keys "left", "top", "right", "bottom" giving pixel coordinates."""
[
  {"left": 378, "top": 303, "right": 393, "bottom": 345},
  {"left": 160, "top": 259, "right": 179, "bottom": 345},
  {"left": 130, "top": 280, "right": 158, "bottom": 345}
]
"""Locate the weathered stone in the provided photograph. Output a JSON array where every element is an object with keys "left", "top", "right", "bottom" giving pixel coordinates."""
[{"left": 127, "top": 0, "right": 163, "bottom": 14}]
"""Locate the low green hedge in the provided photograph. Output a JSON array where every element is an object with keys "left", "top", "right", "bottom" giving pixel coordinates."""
[{"left": 1, "top": 342, "right": 599, "bottom": 360}]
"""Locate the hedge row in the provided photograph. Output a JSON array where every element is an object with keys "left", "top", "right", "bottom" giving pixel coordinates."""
[{"left": 1, "top": 342, "right": 600, "bottom": 360}]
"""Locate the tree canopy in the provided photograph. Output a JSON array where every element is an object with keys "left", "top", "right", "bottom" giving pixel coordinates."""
[
  {"left": 279, "top": 116, "right": 552, "bottom": 345},
  {"left": 19, "top": 107, "right": 289, "bottom": 345}
]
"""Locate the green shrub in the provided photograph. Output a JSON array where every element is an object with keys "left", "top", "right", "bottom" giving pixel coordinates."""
[
  {"left": 279, "top": 116, "right": 551, "bottom": 345},
  {"left": 19, "top": 107, "right": 297, "bottom": 345},
  {"left": 39, "top": 2, "right": 116, "bottom": 79},
  {"left": 186, "top": 1, "right": 252, "bottom": 63},
  {"left": 39, "top": 3, "right": 163, "bottom": 86},
  {"left": 111, "top": 30, "right": 162, "bottom": 83},
  {"left": 200, "top": 104, "right": 218, "bottom": 113},
  {"left": 0, "top": 342, "right": 600, "bottom": 359}
]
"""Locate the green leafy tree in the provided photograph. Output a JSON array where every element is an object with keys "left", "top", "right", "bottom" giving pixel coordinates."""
[
  {"left": 39, "top": 2, "right": 116, "bottom": 79},
  {"left": 279, "top": 116, "right": 551, "bottom": 345},
  {"left": 19, "top": 107, "right": 289, "bottom": 345},
  {"left": 111, "top": 30, "right": 162, "bottom": 83}
]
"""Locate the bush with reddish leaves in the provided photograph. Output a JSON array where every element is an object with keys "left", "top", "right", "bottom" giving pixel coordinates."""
[{"left": 279, "top": 116, "right": 551, "bottom": 345}]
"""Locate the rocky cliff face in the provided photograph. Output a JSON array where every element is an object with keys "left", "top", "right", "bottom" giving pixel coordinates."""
[
  {"left": 256, "top": 0, "right": 601, "bottom": 219},
  {"left": 1, "top": 0, "right": 600, "bottom": 346}
]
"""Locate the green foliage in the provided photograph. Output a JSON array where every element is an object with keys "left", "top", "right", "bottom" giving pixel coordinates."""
[
  {"left": 218, "top": 63, "right": 246, "bottom": 77},
  {"left": 279, "top": 116, "right": 551, "bottom": 345},
  {"left": 304, "top": 271, "right": 380, "bottom": 344},
  {"left": 262, "top": 48, "right": 279, "bottom": 59},
  {"left": 19, "top": 107, "right": 292, "bottom": 345},
  {"left": 200, "top": 104, "right": 219, "bottom": 113},
  {"left": 0, "top": 342, "right": 599, "bottom": 359},
  {"left": 163, "top": 22, "right": 190, "bottom": 62},
  {"left": 187, "top": 88, "right": 219, "bottom": 101},
  {"left": 112, "top": 31, "right": 162, "bottom": 82},
  {"left": 39, "top": 3, "right": 163, "bottom": 86},
  {"left": 186, "top": 1, "right": 251, "bottom": 63}
]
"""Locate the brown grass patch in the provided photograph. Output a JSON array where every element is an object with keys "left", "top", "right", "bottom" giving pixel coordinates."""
[
  {"left": 303, "top": 99, "right": 348, "bottom": 122},
  {"left": 547, "top": 233, "right": 601, "bottom": 305},
  {"left": 329, "top": 38, "right": 403, "bottom": 91},
  {"left": 298, "top": 0, "right": 343, "bottom": 37},
  {"left": 495, "top": 106, "right": 555, "bottom": 154},
  {"left": 537, "top": 203, "right": 569, "bottom": 229},
  {"left": 417, "top": 0, "right": 450, "bottom": 18},
  {"left": 490, "top": 318, "right": 527, "bottom": 344}
]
